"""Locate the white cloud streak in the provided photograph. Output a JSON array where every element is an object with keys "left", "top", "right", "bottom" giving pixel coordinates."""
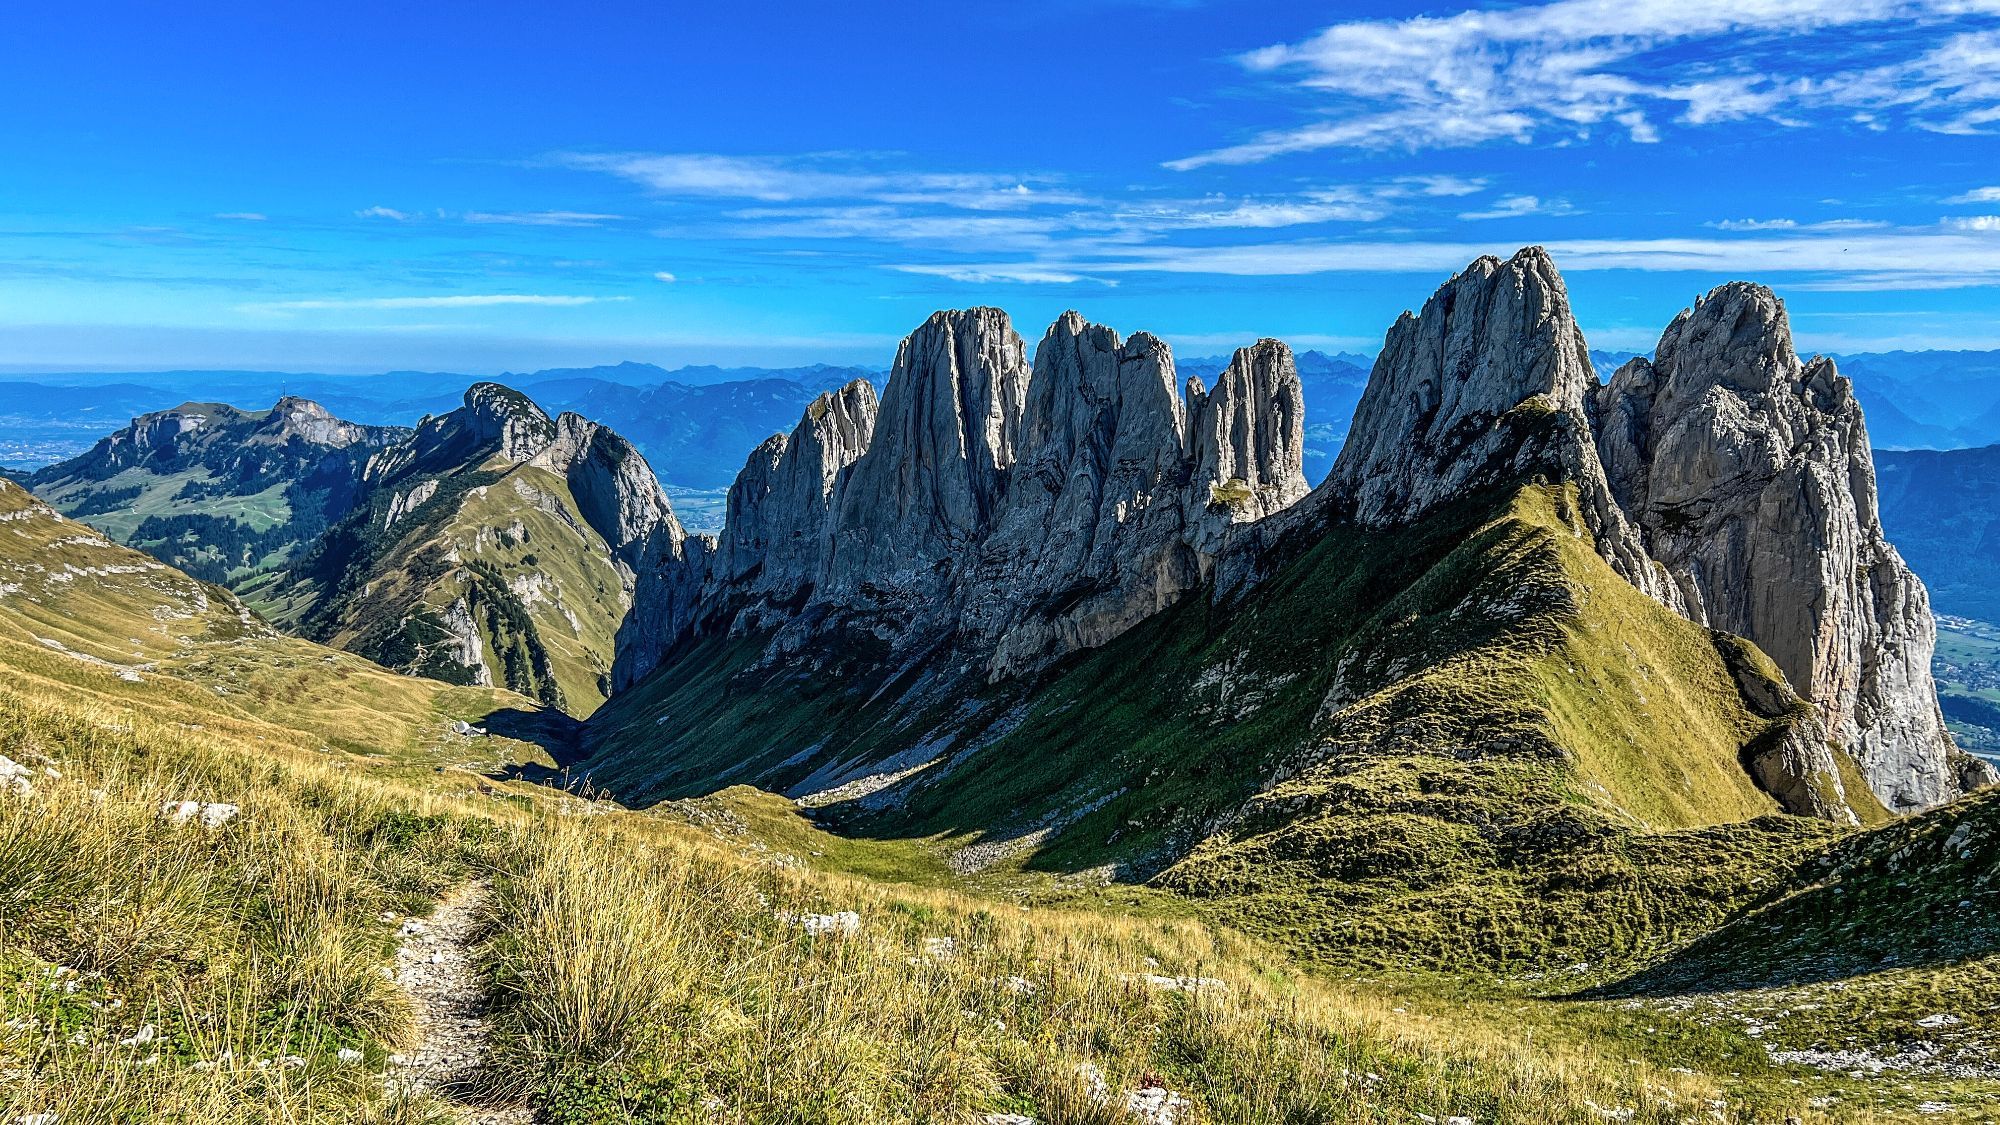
[
  {"left": 1169, "top": 0, "right": 2000, "bottom": 165},
  {"left": 463, "top": 210, "right": 625, "bottom": 227},
  {"left": 1457, "top": 194, "right": 1575, "bottom": 221},
  {"left": 562, "top": 152, "right": 1088, "bottom": 210},
  {"left": 246, "top": 294, "right": 627, "bottom": 311},
  {"left": 899, "top": 228, "right": 2000, "bottom": 290}
]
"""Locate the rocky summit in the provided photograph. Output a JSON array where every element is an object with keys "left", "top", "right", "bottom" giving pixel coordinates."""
[
  {"left": 26, "top": 396, "right": 408, "bottom": 589},
  {"left": 274, "top": 383, "right": 693, "bottom": 715},
  {"left": 1594, "top": 283, "right": 1986, "bottom": 811}
]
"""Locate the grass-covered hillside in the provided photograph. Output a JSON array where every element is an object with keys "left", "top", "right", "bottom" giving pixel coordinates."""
[
  {"left": 253, "top": 387, "right": 656, "bottom": 719},
  {"left": 582, "top": 469, "right": 1881, "bottom": 974},
  {"left": 25, "top": 398, "right": 405, "bottom": 592},
  {"left": 6, "top": 479, "right": 1918, "bottom": 1124}
]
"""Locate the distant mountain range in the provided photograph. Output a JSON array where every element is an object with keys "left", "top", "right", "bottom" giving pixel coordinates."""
[{"left": 0, "top": 362, "right": 877, "bottom": 494}]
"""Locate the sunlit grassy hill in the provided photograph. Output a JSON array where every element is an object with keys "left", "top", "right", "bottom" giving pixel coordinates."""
[{"left": 5, "top": 476, "right": 1898, "bottom": 1125}]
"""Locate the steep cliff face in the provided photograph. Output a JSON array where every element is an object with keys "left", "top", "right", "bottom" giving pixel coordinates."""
[
  {"left": 1323, "top": 248, "right": 1670, "bottom": 606},
  {"left": 821, "top": 308, "right": 1028, "bottom": 608},
  {"left": 1593, "top": 283, "right": 1972, "bottom": 811},
  {"left": 713, "top": 380, "right": 877, "bottom": 617},
  {"left": 965, "top": 317, "right": 1199, "bottom": 678},
  {"left": 1188, "top": 339, "right": 1310, "bottom": 527},
  {"left": 617, "top": 307, "right": 1308, "bottom": 684}
]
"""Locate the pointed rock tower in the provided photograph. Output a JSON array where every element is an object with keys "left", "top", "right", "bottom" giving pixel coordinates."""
[{"left": 1594, "top": 282, "right": 1974, "bottom": 810}]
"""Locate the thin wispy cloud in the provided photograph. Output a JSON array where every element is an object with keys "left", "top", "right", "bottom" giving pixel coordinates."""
[
  {"left": 895, "top": 227, "right": 2000, "bottom": 290},
  {"left": 653, "top": 271, "right": 678, "bottom": 282},
  {"left": 1947, "top": 186, "right": 2000, "bottom": 203},
  {"left": 890, "top": 263, "right": 1116, "bottom": 286},
  {"left": 355, "top": 206, "right": 415, "bottom": 221},
  {"left": 1168, "top": 0, "right": 2000, "bottom": 167},
  {"left": 245, "top": 294, "right": 627, "bottom": 312},
  {"left": 1709, "top": 218, "right": 1890, "bottom": 231},
  {"left": 213, "top": 212, "right": 267, "bottom": 222},
  {"left": 463, "top": 210, "right": 625, "bottom": 227},
  {"left": 563, "top": 152, "right": 1088, "bottom": 210},
  {"left": 1457, "top": 195, "right": 1575, "bottom": 221}
]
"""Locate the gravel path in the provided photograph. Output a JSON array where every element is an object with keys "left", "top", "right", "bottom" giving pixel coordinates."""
[{"left": 389, "top": 882, "right": 532, "bottom": 1125}]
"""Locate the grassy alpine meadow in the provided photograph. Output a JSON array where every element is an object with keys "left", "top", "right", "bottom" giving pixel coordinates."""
[{"left": 0, "top": 651, "right": 1943, "bottom": 1125}]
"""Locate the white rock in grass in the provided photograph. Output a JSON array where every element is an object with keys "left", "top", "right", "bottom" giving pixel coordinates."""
[
  {"left": 337, "top": 1048, "right": 363, "bottom": 1063},
  {"left": 117, "top": 1023, "right": 158, "bottom": 1047},
  {"left": 158, "top": 800, "right": 238, "bottom": 828},
  {"left": 923, "top": 936, "right": 957, "bottom": 960},
  {"left": 11, "top": 1114, "right": 60, "bottom": 1125},
  {"left": 797, "top": 911, "right": 861, "bottom": 937},
  {"left": 1124, "top": 973, "right": 1227, "bottom": 993},
  {"left": 1125, "top": 1086, "right": 1192, "bottom": 1125},
  {"left": 1076, "top": 1062, "right": 1193, "bottom": 1125},
  {"left": 0, "top": 755, "right": 34, "bottom": 799},
  {"left": 1916, "top": 1013, "right": 1962, "bottom": 1029},
  {"left": 982, "top": 1116, "right": 1036, "bottom": 1125}
]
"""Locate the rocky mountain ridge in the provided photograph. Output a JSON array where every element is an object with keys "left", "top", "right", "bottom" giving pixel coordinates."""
[
  {"left": 606, "top": 247, "right": 1982, "bottom": 834},
  {"left": 617, "top": 306, "right": 1308, "bottom": 690},
  {"left": 25, "top": 397, "right": 409, "bottom": 588},
  {"left": 272, "top": 383, "right": 691, "bottom": 715}
]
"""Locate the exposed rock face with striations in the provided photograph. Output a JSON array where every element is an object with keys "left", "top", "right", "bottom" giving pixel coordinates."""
[
  {"left": 820, "top": 309, "right": 1029, "bottom": 612},
  {"left": 1593, "top": 282, "right": 1974, "bottom": 810},
  {"left": 1187, "top": 339, "right": 1310, "bottom": 530},
  {"left": 1321, "top": 248, "right": 1671, "bottom": 607},
  {"left": 964, "top": 316, "right": 1198, "bottom": 678},
  {"left": 620, "top": 307, "right": 1308, "bottom": 683},
  {"left": 713, "top": 379, "right": 878, "bottom": 616}
]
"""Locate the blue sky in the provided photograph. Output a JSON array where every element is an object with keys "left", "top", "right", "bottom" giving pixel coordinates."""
[{"left": 3, "top": 0, "right": 2000, "bottom": 372}]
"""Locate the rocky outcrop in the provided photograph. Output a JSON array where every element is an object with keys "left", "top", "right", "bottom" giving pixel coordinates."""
[
  {"left": 821, "top": 309, "right": 1029, "bottom": 606},
  {"left": 1322, "top": 247, "right": 1671, "bottom": 605},
  {"left": 714, "top": 380, "right": 878, "bottom": 617},
  {"left": 619, "top": 307, "right": 1310, "bottom": 684},
  {"left": 1593, "top": 282, "right": 1963, "bottom": 811},
  {"left": 1188, "top": 339, "right": 1309, "bottom": 530},
  {"left": 964, "top": 316, "right": 1199, "bottom": 678},
  {"left": 532, "top": 412, "right": 686, "bottom": 582}
]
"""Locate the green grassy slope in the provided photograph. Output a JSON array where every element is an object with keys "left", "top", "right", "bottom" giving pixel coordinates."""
[
  {"left": 0, "top": 478, "right": 560, "bottom": 771},
  {"left": 585, "top": 475, "right": 1872, "bottom": 971},
  {"left": 25, "top": 401, "right": 399, "bottom": 592},
  {"left": 276, "top": 453, "right": 632, "bottom": 718}
]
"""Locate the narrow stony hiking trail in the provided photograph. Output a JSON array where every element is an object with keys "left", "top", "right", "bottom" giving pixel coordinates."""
[{"left": 389, "top": 881, "right": 532, "bottom": 1125}]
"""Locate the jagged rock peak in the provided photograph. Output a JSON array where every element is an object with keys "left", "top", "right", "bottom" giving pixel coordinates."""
[
  {"left": 266, "top": 396, "right": 387, "bottom": 447},
  {"left": 717, "top": 378, "right": 878, "bottom": 598},
  {"left": 968, "top": 313, "right": 1196, "bottom": 677},
  {"left": 1189, "top": 338, "right": 1308, "bottom": 524},
  {"left": 1594, "top": 280, "right": 1968, "bottom": 811},
  {"left": 462, "top": 381, "right": 558, "bottom": 462},
  {"left": 1331, "top": 247, "right": 1592, "bottom": 521},
  {"left": 822, "top": 307, "right": 1029, "bottom": 593},
  {"left": 1323, "top": 246, "right": 1667, "bottom": 602}
]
